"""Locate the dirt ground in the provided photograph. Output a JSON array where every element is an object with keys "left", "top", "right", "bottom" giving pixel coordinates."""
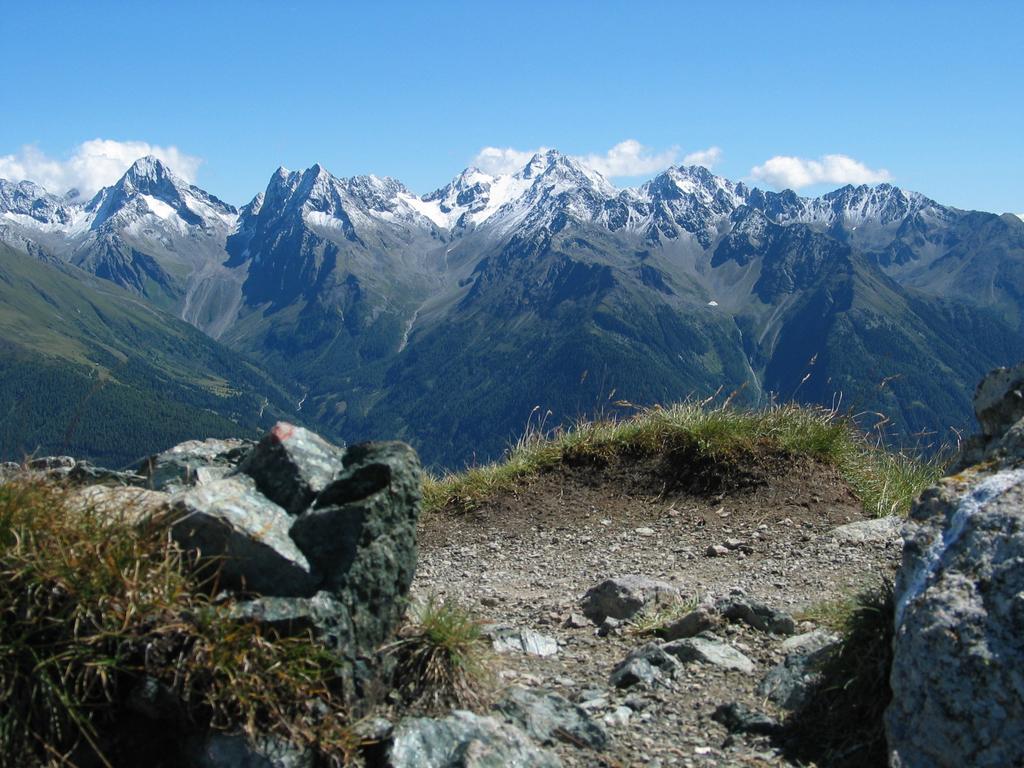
[{"left": 412, "top": 450, "right": 900, "bottom": 767}]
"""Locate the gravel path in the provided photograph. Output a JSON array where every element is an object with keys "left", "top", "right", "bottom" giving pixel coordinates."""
[{"left": 411, "top": 455, "right": 901, "bottom": 766}]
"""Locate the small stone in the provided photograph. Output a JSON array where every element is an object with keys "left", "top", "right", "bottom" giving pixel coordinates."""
[
  {"left": 705, "top": 544, "right": 730, "bottom": 557},
  {"left": 564, "top": 612, "right": 590, "bottom": 628},
  {"left": 635, "top": 527, "right": 656, "bottom": 536},
  {"left": 712, "top": 703, "right": 780, "bottom": 736},
  {"left": 603, "top": 706, "right": 633, "bottom": 727}
]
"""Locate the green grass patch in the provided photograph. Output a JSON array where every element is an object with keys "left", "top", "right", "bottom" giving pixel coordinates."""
[
  {"left": 0, "top": 479, "right": 356, "bottom": 767},
  {"left": 423, "top": 401, "right": 942, "bottom": 518},
  {"left": 785, "top": 582, "right": 895, "bottom": 768}
]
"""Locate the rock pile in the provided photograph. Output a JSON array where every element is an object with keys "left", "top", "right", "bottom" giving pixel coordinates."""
[{"left": 887, "top": 364, "right": 1024, "bottom": 768}]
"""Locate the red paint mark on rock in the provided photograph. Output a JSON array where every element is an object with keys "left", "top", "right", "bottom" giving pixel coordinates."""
[{"left": 271, "top": 422, "right": 296, "bottom": 443}]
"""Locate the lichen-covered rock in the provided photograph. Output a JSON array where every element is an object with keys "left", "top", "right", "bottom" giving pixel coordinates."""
[
  {"left": 389, "top": 710, "right": 562, "bottom": 768},
  {"left": 580, "top": 576, "right": 679, "bottom": 622},
  {"left": 236, "top": 423, "right": 344, "bottom": 514},
  {"left": 139, "top": 438, "right": 253, "bottom": 492},
  {"left": 170, "top": 475, "right": 316, "bottom": 596},
  {"left": 886, "top": 467, "right": 1024, "bottom": 768}
]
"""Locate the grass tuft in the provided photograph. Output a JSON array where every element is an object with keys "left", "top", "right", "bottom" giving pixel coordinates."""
[
  {"left": 385, "top": 595, "right": 493, "bottom": 712},
  {"left": 0, "top": 478, "right": 356, "bottom": 767},
  {"left": 629, "top": 595, "right": 702, "bottom": 637},
  {"left": 786, "top": 581, "right": 895, "bottom": 768},
  {"left": 423, "top": 401, "right": 941, "bottom": 518}
]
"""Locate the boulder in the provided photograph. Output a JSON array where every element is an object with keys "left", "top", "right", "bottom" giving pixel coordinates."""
[
  {"left": 887, "top": 363, "right": 1024, "bottom": 768},
  {"left": 663, "top": 637, "right": 755, "bottom": 673},
  {"left": 494, "top": 686, "right": 609, "bottom": 750},
  {"left": 139, "top": 438, "right": 253, "bottom": 492},
  {"left": 580, "top": 576, "right": 679, "bottom": 622},
  {"left": 170, "top": 475, "right": 316, "bottom": 597},
  {"left": 389, "top": 710, "right": 562, "bottom": 768},
  {"left": 237, "top": 423, "right": 344, "bottom": 514},
  {"left": 290, "top": 441, "right": 422, "bottom": 653},
  {"left": 886, "top": 468, "right": 1024, "bottom": 768}
]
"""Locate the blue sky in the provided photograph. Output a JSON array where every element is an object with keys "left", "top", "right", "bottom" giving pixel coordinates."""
[{"left": 3, "top": 1, "right": 1021, "bottom": 213}]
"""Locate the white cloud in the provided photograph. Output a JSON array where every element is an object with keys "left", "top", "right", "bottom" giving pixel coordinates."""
[
  {"left": 682, "top": 146, "right": 723, "bottom": 168},
  {"left": 0, "top": 139, "right": 202, "bottom": 199},
  {"left": 473, "top": 140, "right": 721, "bottom": 179},
  {"left": 576, "top": 139, "right": 681, "bottom": 177},
  {"left": 750, "top": 154, "right": 891, "bottom": 190},
  {"left": 473, "top": 145, "right": 551, "bottom": 176}
]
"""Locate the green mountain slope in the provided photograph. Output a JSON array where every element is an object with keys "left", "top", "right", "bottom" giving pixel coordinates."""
[{"left": 0, "top": 244, "right": 299, "bottom": 466}]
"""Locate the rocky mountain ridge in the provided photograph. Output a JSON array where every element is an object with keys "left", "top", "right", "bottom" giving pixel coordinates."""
[{"left": 3, "top": 152, "right": 1024, "bottom": 467}]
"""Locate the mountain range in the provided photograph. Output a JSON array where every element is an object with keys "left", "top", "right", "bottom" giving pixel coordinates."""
[{"left": 3, "top": 151, "right": 1023, "bottom": 467}]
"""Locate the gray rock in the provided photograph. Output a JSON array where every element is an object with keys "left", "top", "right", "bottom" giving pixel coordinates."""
[
  {"left": 580, "top": 576, "right": 679, "bottom": 622},
  {"left": 494, "top": 686, "right": 609, "bottom": 750},
  {"left": 609, "top": 657, "right": 657, "bottom": 689},
  {"left": 610, "top": 643, "right": 680, "bottom": 688},
  {"left": 886, "top": 466, "right": 1024, "bottom": 768},
  {"left": 662, "top": 605, "right": 718, "bottom": 640},
  {"left": 389, "top": 710, "right": 562, "bottom": 767},
  {"left": 829, "top": 516, "right": 902, "bottom": 545},
  {"left": 170, "top": 475, "right": 316, "bottom": 597},
  {"left": 139, "top": 438, "right": 253, "bottom": 492},
  {"left": 715, "top": 597, "right": 795, "bottom": 635},
  {"left": 490, "top": 628, "right": 559, "bottom": 657},
  {"left": 662, "top": 637, "right": 755, "bottom": 673},
  {"left": 227, "top": 592, "right": 354, "bottom": 648},
  {"left": 237, "top": 423, "right": 344, "bottom": 514},
  {"left": 290, "top": 441, "right": 422, "bottom": 653},
  {"left": 705, "top": 543, "right": 731, "bottom": 557},
  {"left": 196, "top": 732, "right": 312, "bottom": 768},
  {"left": 757, "top": 632, "right": 839, "bottom": 710}
]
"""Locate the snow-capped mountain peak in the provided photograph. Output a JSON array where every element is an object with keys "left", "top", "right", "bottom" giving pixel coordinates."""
[{"left": 86, "top": 156, "right": 236, "bottom": 233}]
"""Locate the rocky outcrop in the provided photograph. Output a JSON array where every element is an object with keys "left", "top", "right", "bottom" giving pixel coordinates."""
[
  {"left": 163, "top": 426, "right": 422, "bottom": 659},
  {"left": 887, "top": 364, "right": 1024, "bottom": 768}
]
